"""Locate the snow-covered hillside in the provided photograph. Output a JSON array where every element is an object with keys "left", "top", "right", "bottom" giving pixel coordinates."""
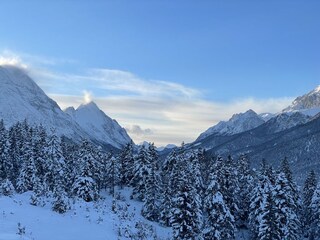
[
  {"left": 0, "top": 190, "right": 171, "bottom": 240},
  {"left": 65, "top": 102, "right": 131, "bottom": 149},
  {"left": 197, "top": 109, "right": 265, "bottom": 140},
  {"left": 0, "top": 65, "right": 131, "bottom": 149}
]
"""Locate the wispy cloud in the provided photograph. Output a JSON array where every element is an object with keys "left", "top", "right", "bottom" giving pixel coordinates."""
[
  {"left": 0, "top": 50, "right": 294, "bottom": 146},
  {"left": 0, "top": 49, "right": 77, "bottom": 67}
]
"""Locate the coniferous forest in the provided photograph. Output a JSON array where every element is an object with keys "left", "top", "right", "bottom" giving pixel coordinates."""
[{"left": 1, "top": 119, "right": 319, "bottom": 239}]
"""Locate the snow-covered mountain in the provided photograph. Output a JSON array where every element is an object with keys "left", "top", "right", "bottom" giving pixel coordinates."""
[
  {"left": 197, "top": 109, "right": 265, "bottom": 141},
  {"left": 283, "top": 85, "right": 320, "bottom": 116},
  {"left": 0, "top": 65, "right": 86, "bottom": 138},
  {"left": 65, "top": 102, "right": 131, "bottom": 149},
  {"left": 0, "top": 65, "right": 131, "bottom": 149},
  {"left": 196, "top": 86, "right": 320, "bottom": 142}
]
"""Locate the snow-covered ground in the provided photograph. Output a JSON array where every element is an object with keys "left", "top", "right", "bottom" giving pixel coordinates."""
[{"left": 0, "top": 188, "right": 171, "bottom": 240}]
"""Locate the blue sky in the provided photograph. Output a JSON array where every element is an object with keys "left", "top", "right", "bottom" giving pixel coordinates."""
[{"left": 0, "top": 1, "right": 319, "bottom": 145}]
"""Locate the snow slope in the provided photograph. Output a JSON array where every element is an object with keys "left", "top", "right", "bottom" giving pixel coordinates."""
[
  {"left": 197, "top": 109, "right": 265, "bottom": 141},
  {"left": 65, "top": 102, "right": 131, "bottom": 149},
  {"left": 0, "top": 65, "right": 131, "bottom": 149},
  {"left": 0, "top": 65, "right": 85, "bottom": 139},
  {"left": 0, "top": 190, "right": 171, "bottom": 240}
]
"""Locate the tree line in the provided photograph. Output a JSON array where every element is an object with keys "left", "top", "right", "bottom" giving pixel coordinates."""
[{"left": 0, "top": 119, "right": 320, "bottom": 239}]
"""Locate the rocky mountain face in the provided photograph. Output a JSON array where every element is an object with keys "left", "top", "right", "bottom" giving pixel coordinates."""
[
  {"left": 0, "top": 65, "right": 131, "bottom": 149},
  {"left": 283, "top": 85, "right": 320, "bottom": 116},
  {"left": 197, "top": 109, "right": 265, "bottom": 141}
]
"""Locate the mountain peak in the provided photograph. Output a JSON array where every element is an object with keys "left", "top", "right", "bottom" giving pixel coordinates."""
[
  {"left": 313, "top": 85, "right": 320, "bottom": 93},
  {"left": 77, "top": 101, "right": 100, "bottom": 111},
  {"left": 283, "top": 85, "right": 320, "bottom": 116},
  {"left": 197, "top": 109, "right": 265, "bottom": 141},
  {"left": 66, "top": 101, "right": 131, "bottom": 148}
]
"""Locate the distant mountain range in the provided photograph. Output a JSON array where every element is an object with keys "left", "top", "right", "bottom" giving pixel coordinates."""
[
  {"left": 2, "top": 64, "right": 320, "bottom": 180},
  {"left": 0, "top": 65, "right": 131, "bottom": 150},
  {"left": 190, "top": 85, "right": 320, "bottom": 181}
]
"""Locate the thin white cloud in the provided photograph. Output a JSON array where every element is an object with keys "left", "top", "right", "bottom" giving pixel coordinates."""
[{"left": 0, "top": 49, "right": 77, "bottom": 67}]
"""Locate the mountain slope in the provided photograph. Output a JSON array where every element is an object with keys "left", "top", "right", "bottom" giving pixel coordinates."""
[
  {"left": 0, "top": 65, "right": 85, "bottom": 139},
  {"left": 65, "top": 102, "right": 131, "bottom": 149},
  {"left": 0, "top": 65, "right": 131, "bottom": 149},
  {"left": 197, "top": 109, "right": 265, "bottom": 141},
  {"left": 283, "top": 86, "right": 320, "bottom": 116}
]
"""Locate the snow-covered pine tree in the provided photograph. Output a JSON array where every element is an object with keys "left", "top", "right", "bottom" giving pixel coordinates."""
[
  {"left": 52, "top": 177, "right": 70, "bottom": 214},
  {"left": 303, "top": 170, "right": 317, "bottom": 236},
  {"left": 131, "top": 145, "right": 151, "bottom": 201},
  {"left": 159, "top": 149, "right": 179, "bottom": 226},
  {"left": 106, "top": 156, "right": 118, "bottom": 197},
  {"left": 72, "top": 139, "right": 99, "bottom": 202},
  {"left": 237, "top": 154, "right": 254, "bottom": 226},
  {"left": 280, "top": 157, "right": 300, "bottom": 210},
  {"left": 32, "top": 124, "right": 47, "bottom": 182},
  {"left": 219, "top": 155, "right": 239, "bottom": 224},
  {"left": 0, "top": 178, "right": 15, "bottom": 196},
  {"left": 16, "top": 147, "right": 38, "bottom": 193},
  {"left": 44, "top": 131, "right": 67, "bottom": 194},
  {"left": 310, "top": 182, "right": 320, "bottom": 239},
  {"left": 257, "top": 190, "right": 281, "bottom": 240},
  {"left": 0, "top": 119, "right": 9, "bottom": 182},
  {"left": 170, "top": 145, "right": 203, "bottom": 240},
  {"left": 8, "top": 122, "right": 24, "bottom": 186},
  {"left": 188, "top": 150, "right": 204, "bottom": 197},
  {"left": 141, "top": 144, "right": 161, "bottom": 221},
  {"left": 61, "top": 137, "right": 78, "bottom": 195},
  {"left": 171, "top": 177, "right": 203, "bottom": 240},
  {"left": 29, "top": 177, "right": 46, "bottom": 206},
  {"left": 273, "top": 172, "right": 301, "bottom": 239},
  {"left": 119, "top": 142, "right": 135, "bottom": 187},
  {"left": 203, "top": 161, "right": 235, "bottom": 240},
  {"left": 249, "top": 163, "right": 274, "bottom": 238}
]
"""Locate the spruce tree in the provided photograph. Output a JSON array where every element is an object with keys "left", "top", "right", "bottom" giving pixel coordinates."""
[
  {"left": 257, "top": 190, "right": 281, "bottom": 240},
  {"left": 237, "top": 154, "right": 254, "bottom": 226},
  {"left": 0, "top": 178, "right": 15, "bottom": 196},
  {"left": 249, "top": 166, "right": 274, "bottom": 238},
  {"left": 119, "top": 142, "right": 135, "bottom": 187},
  {"left": 52, "top": 177, "right": 70, "bottom": 214},
  {"left": 0, "top": 119, "right": 9, "bottom": 182},
  {"left": 171, "top": 179, "right": 203, "bottom": 240},
  {"left": 16, "top": 151, "right": 38, "bottom": 193},
  {"left": 203, "top": 163, "right": 235, "bottom": 240},
  {"left": 273, "top": 172, "right": 301, "bottom": 239},
  {"left": 141, "top": 152, "right": 161, "bottom": 221},
  {"left": 170, "top": 146, "right": 203, "bottom": 240},
  {"left": 310, "top": 183, "right": 320, "bottom": 239},
  {"left": 303, "top": 170, "right": 317, "bottom": 234},
  {"left": 44, "top": 131, "right": 67, "bottom": 193},
  {"left": 131, "top": 145, "right": 151, "bottom": 201},
  {"left": 72, "top": 139, "right": 99, "bottom": 202}
]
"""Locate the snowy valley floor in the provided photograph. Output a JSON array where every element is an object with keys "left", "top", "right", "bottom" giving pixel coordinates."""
[{"left": 0, "top": 188, "right": 171, "bottom": 240}]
